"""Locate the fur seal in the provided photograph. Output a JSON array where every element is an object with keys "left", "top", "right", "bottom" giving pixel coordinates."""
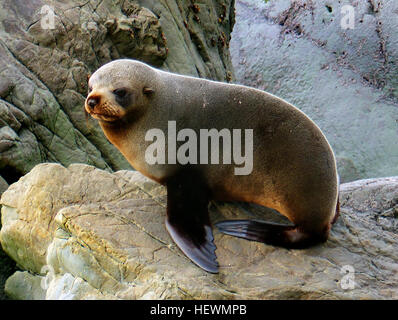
[{"left": 85, "top": 59, "right": 339, "bottom": 273}]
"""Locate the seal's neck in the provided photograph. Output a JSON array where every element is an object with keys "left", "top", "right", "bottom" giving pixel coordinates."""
[
  {"left": 98, "top": 108, "right": 146, "bottom": 158},
  {"left": 99, "top": 119, "right": 129, "bottom": 150}
]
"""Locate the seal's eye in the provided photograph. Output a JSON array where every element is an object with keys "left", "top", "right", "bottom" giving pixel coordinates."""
[
  {"left": 113, "top": 88, "right": 127, "bottom": 98},
  {"left": 112, "top": 88, "right": 131, "bottom": 108}
]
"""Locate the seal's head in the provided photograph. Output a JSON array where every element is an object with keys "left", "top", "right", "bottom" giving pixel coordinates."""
[{"left": 85, "top": 59, "right": 155, "bottom": 122}]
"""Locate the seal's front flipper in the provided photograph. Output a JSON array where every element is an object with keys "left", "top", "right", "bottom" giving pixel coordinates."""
[
  {"left": 165, "top": 170, "right": 219, "bottom": 273},
  {"left": 166, "top": 220, "right": 218, "bottom": 273}
]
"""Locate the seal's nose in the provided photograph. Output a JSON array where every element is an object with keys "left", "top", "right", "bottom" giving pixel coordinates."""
[{"left": 87, "top": 96, "right": 100, "bottom": 109}]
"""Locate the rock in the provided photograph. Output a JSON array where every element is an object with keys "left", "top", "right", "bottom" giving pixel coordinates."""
[
  {"left": 144, "top": 0, "right": 235, "bottom": 80},
  {"left": 230, "top": 0, "right": 398, "bottom": 183},
  {"left": 0, "top": 179, "right": 17, "bottom": 300},
  {"left": 0, "top": 177, "right": 8, "bottom": 196},
  {"left": 1, "top": 163, "right": 397, "bottom": 299},
  {"left": 0, "top": 240, "right": 17, "bottom": 300},
  {"left": 5, "top": 270, "right": 114, "bottom": 300},
  {"left": 0, "top": 0, "right": 235, "bottom": 185},
  {"left": 4, "top": 271, "right": 45, "bottom": 300}
]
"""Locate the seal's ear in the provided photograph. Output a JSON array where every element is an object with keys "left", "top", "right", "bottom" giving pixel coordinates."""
[{"left": 143, "top": 87, "right": 154, "bottom": 95}]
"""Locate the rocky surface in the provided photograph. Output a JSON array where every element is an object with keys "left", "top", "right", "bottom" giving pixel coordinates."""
[
  {"left": 0, "top": 0, "right": 236, "bottom": 298},
  {"left": 1, "top": 163, "right": 397, "bottom": 299},
  {"left": 0, "top": 0, "right": 235, "bottom": 186},
  {"left": 230, "top": 0, "right": 398, "bottom": 183},
  {"left": 0, "top": 227, "right": 17, "bottom": 300}
]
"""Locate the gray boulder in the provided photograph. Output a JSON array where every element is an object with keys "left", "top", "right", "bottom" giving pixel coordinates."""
[{"left": 230, "top": 0, "right": 398, "bottom": 183}]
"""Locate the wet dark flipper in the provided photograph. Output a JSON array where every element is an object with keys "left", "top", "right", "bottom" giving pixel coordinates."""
[
  {"left": 216, "top": 219, "right": 293, "bottom": 243},
  {"left": 215, "top": 219, "right": 325, "bottom": 249},
  {"left": 166, "top": 169, "right": 219, "bottom": 273},
  {"left": 166, "top": 220, "right": 218, "bottom": 273}
]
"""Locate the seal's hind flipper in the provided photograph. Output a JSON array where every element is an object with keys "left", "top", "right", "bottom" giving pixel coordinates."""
[
  {"left": 166, "top": 169, "right": 219, "bottom": 273},
  {"left": 216, "top": 220, "right": 292, "bottom": 243},
  {"left": 216, "top": 219, "right": 325, "bottom": 249}
]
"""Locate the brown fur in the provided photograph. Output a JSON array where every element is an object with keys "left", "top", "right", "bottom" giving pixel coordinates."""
[{"left": 85, "top": 59, "right": 339, "bottom": 251}]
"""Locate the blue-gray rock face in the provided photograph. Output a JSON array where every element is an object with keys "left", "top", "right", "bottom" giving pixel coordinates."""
[{"left": 231, "top": 0, "right": 398, "bottom": 183}]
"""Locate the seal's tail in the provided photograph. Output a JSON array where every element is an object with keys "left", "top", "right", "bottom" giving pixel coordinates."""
[{"left": 215, "top": 220, "right": 329, "bottom": 249}]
